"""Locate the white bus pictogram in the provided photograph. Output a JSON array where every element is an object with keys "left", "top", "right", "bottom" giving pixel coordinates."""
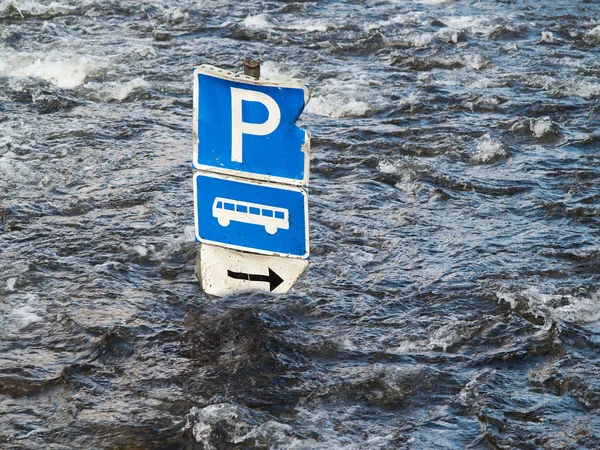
[{"left": 212, "top": 197, "right": 289, "bottom": 235}]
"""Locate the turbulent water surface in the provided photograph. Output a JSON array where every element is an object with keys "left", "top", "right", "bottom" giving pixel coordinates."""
[{"left": 1, "top": 0, "right": 600, "bottom": 448}]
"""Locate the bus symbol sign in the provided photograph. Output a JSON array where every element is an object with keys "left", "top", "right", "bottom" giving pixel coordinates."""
[
  {"left": 194, "top": 172, "right": 308, "bottom": 258},
  {"left": 212, "top": 197, "right": 289, "bottom": 235}
]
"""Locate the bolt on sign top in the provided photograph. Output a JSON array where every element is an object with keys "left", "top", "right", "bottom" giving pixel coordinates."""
[
  {"left": 193, "top": 64, "right": 310, "bottom": 186},
  {"left": 192, "top": 64, "right": 311, "bottom": 297}
]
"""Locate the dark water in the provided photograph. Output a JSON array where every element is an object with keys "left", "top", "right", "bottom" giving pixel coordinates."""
[{"left": 1, "top": 0, "right": 600, "bottom": 448}]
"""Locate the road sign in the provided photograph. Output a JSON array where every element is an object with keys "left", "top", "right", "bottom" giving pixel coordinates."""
[
  {"left": 193, "top": 65, "right": 310, "bottom": 186},
  {"left": 196, "top": 243, "right": 310, "bottom": 296},
  {"left": 192, "top": 63, "right": 311, "bottom": 297},
  {"left": 193, "top": 171, "right": 309, "bottom": 258}
]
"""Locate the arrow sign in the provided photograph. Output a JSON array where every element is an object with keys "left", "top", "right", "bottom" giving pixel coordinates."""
[
  {"left": 227, "top": 268, "right": 283, "bottom": 292},
  {"left": 196, "top": 243, "right": 309, "bottom": 297}
]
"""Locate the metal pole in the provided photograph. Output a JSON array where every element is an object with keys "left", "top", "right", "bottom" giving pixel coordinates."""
[{"left": 243, "top": 59, "right": 260, "bottom": 79}]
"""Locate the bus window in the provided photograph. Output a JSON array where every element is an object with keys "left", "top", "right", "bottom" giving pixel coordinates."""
[
  {"left": 216, "top": 201, "right": 223, "bottom": 209},
  {"left": 237, "top": 205, "right": 248, "bottom": 213},
  {"left": 225, "top": 203, "right": 235, "bottom": 211},
  {"left": 262, "top": 209, "right": 273, "bottom": 217},
  {"left": 274, "top": 211, "right": 285, "bottom": 219},
  {"left": 249, "top": 207, "right": 260, "bottom": 215}
]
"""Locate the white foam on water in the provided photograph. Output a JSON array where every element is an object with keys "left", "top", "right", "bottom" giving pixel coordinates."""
[
  {"left": 150, "top": 225, "right": 197, "bottom": 262},
  {"left": 405, "top": 91, "right": 421, "bottom": 105},
  {"left": 0, "top": 50, "right": 103, "bottom": 89},
  {"left": 185, "top": 403, "right": 294, "bottom": 449},
  {"left": 464, "top": 53, "right": 490, "bottom": 70},
  {"left": 83, "top": 77, "right": 150, "bottom": 102},
  {"left": 260, "top": 61, "right": 284, "bottom": 77},
  {"left": 242, "top": 13, "right": 272, "bottom": 31},
  {"left": 472, "top": 134, "right": 505, "bottom": 162},
  {"left": 377, "top": 161, "right": 397, "bottom": 174},
  {"left": 526, "top": 74, "right": 557, "bottom": 91},
  {"left": 442, "top": 15, "right": 490, "bottom": 31},
  {"left": 0, "top": 0, "right": 75, "bottom": 17},
  {"left": 497, "top": 287, "right": 600, "bottom": 326},
  {"left": 525, "top": 73, "right": 600, "bottom": 100},
  {"left": 282, "top": 406, "right": 396, "bottom": 449},
  {"left": 285, "top": 18, "right": 331, "bottom": 32},
  {"left": 133, "top": 246, "right": 148, "bottom": 257},
  {"left": 0, "top": 135, "right": 15, "bottom": 149},
  {"left": 529, "top": 116, "right": 555, "bottom": 138},
  {"left": 93, "top": 260, "right": 122, "bottom": 274},
  {"left": 160, "top": 6, "right": 189, "bottom": 24},
  {"left": 377, "top": 161, "right": 423, "bottom": 197},
  {"left": 585, "top": 25, "right": 600, "bottom": 44},
  {"left": 9, "top": 304, "right": 42, "bottom": 329},
  {"left": 364, "top": 11, "right": 424, "bottom": 31},
  {"left": 259, "top": 61, "right": 301, "bottom": 78},
  {"left": 246, "top": 14, "right": 332, "bottom": 34},
  {"left": 503, "top": 42, "right": 518, "bottom": 52},
  {"left": 438, "top": 15, "right": 494, "bottom": 37},
  {"left": 396, "top": 173, "right": 422, "bottom": 198},
  {"left": 540, "top": 31, "right": 554, "bottom": 43},
  {"left": 238, "top": 421, "right": 293, "bottom": 448},
  {"left": 112, "top": 77, "right": 149, "bottom": 101},
  {"left": 304, "top": 71, "right": 374, "bottom": 118},
  {"left": 184, "top": 225, "right": 196, "bottom": 242},
  {"left": 411, "top": 32, "right": 433, "bottom": 47},
  {"left": 0, "top": 118, "right": 37, "bottom": 156},
  {"left": 0, "top": 154, "right": 40, "bottom": 189},
  {"left": 306, "top": 94, "right": 369, "bottom": 118},
  {"left": 468, "top": 76, "right": 503, "bottom": 89},
  {"left": 564, "top": 79, "right": 600, "bottom": 99},
  {"left": 120, "top": 243, "right": 152, "bottom": 257},
  {"left": 2, "top": 294, "right": 44, "bottom": 333},
  {"left": 15, "top": 57, "right": 91, "bottom": 88},
  {"left": 186, "top": 402, "right": 399, "bottom": 450},
  {"left": 6, "top": 278, "right": 17, "bottom": 291},
  {"left": 336, "top": 318, "right": 461, "bottom": 354},
  {"left": 558, "top": 57, "right": 583, "bottom": 69},
  {"left": 41, "top": 20, "right": 56, "bottom": 31}
]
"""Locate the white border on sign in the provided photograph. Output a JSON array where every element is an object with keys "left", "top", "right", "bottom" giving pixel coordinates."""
[
  {"left": 193, "top": 171, "right": 310, "bottom": 260},
  {"left": 192, "top": 64, "right": 311, "bottom": 187}
]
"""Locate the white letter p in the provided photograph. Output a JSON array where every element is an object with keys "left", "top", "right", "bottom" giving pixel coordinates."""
[{"left": 230, "top": 87, "right": 281, "bottom": 163}]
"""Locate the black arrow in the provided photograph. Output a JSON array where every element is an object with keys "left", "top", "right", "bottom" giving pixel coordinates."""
[{"left": 227, "top": 268, "right": 284, "bottom": 292}]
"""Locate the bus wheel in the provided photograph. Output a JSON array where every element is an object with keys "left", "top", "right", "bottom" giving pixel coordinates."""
[
  {"left": 265, "top": 224, "right": 277, "bottom": 235},
  {"left": 218, "top": 218, "right": 230, "bottom": 227}
]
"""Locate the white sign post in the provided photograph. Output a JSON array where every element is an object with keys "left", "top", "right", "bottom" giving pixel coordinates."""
[{"left": 192, "top": 64, "right": 311, "bottom": 297}]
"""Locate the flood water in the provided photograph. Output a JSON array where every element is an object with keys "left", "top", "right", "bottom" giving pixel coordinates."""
[{"left": 1, "top": 0, "right": 600, "bottom": 448}]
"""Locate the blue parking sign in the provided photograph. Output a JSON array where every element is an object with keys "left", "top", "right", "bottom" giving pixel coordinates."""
[
  {"left": 193, "top": 65, "right": 310, "bottom": 186},
  {"left": 193, "top": 172, "right": 309, "bottom": 258}
]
